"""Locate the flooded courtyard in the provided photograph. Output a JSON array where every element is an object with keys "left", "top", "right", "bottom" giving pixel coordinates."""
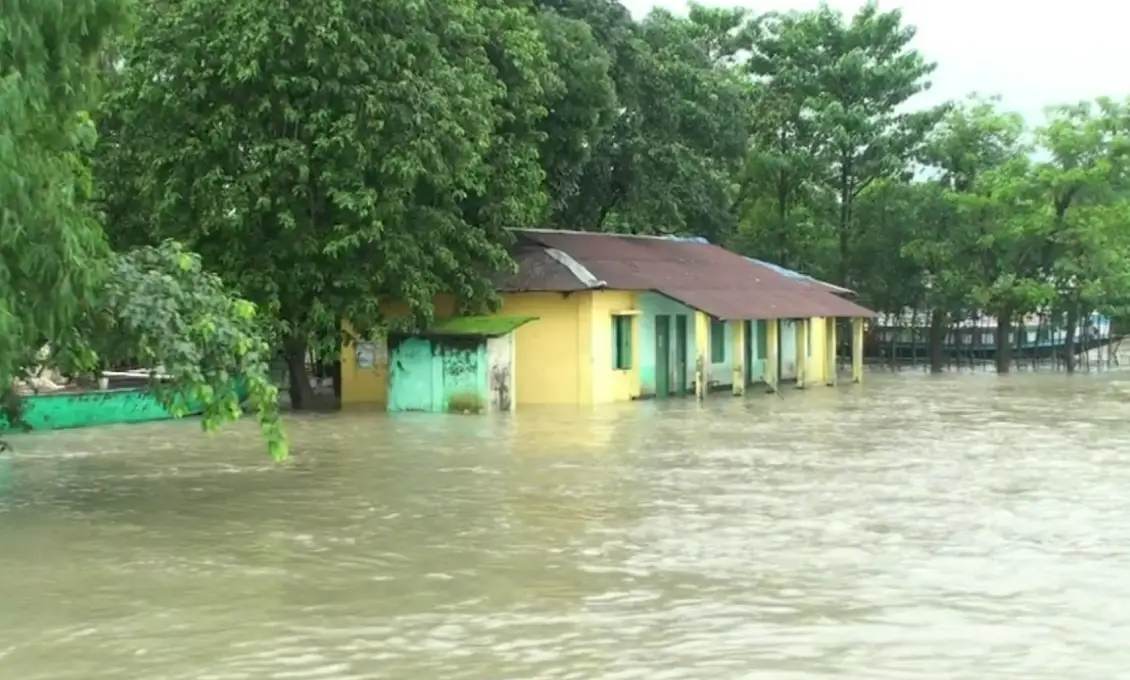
[{"left": 1, "top": 371, "right": 1129, "bottom": 679}]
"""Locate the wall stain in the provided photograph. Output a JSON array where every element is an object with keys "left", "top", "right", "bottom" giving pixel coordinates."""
[{"left": 491, "top": 364, "right": 511, "bottom": 411}]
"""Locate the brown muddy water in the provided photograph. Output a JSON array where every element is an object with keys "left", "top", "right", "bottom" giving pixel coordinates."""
[{"left": 1, "top": 371, "right": 1129, "bottom": 679}]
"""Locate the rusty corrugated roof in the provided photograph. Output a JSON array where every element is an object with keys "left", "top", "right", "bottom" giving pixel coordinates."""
[
  {"left": 745, "top": 257, "right": 854, "bottom": 296},
  {"left": 492, "top": 243, "right": 592, "bottom": 292},
  {"left": 509, "top": 230, "right": 876, "bottom": 320},
  {"left": 669, "top": 236, "right": 856, "bottom": 297}
]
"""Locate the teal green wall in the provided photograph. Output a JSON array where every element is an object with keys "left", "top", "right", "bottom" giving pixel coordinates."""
[
  {"left": 637, "top": 293, "right": 736, "bottom": 395},
  {"left": 439, "top": 342, "right": 487, "bottom": 412},
  {"left": 0, "top": 388, "right": 191, "bottom": 433},
  {"left": 388, "top": 337, "right": 489, "bottom": 413},
  {"left": 635, "top": 297, "right": 803, "bottom": 391},
  {"left": 638, "top": 294, "right": 691, "bottom": 395}
]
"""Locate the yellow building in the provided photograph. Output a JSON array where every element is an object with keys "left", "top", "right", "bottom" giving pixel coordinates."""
[
  {"left": 341, "top": 289, "right": 642, "bottom": 407},
  {"left": 340, "top": 230, "right": 875, "bottom": 408}
]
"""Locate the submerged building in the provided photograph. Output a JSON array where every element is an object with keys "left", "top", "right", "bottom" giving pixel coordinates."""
[{"left": 340, "top": 230, "right": 876, "bottom": 411}]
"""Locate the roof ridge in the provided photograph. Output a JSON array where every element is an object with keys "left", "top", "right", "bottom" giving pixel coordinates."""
[{"left": 513, "top": 227, "right": 709, "bottom": 243}]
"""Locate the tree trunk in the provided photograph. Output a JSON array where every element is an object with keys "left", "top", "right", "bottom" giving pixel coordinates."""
[
  {"left": 928, "top": 309, "right": 947, "bottom": 374},
  {"left": 837, "top": 160, "right": 852, "bottom": 287},
  {"left": 838, "top": 201, "right": 851, "bottom": 286},
  {"left": 284, "top": 335, "right": 317, "bottom": 410},
  {"left": 995, "top": 310, "right": 1013, "bottom": 374},
  {"left": 1064, "top": 301, "right": 1080, "bottom": 374},
  {"left": 332, "top": 360, "right": 342, "bottom": 399}
]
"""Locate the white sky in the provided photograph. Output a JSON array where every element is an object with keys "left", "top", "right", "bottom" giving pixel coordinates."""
[{"left": 626, "top": 0, "right": 1124, "bottom": 124}]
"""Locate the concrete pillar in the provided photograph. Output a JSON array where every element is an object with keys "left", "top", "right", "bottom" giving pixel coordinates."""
[
  {"left": 808, "top": 316, "right": 823, "bottom": 383},
  {"left": 852, "top": 317, "right": 865, "bottom": 383},
  {"left": 731, "top": 320, "right": 745, "bottom": 396},
  {"left": 765, "top": 319, "right": 779, "bottom": 392},
  {"left": 795, "top": 318, "right": 809, "bottom": 388},
  {"left": 825, "top": 317, "right": 838, "bottom": 386},
  {"left": 694, "top": 311, "right": 709, "bottom": 400}
]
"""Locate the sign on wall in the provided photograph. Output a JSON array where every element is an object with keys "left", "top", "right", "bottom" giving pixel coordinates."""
[
  {"left": 355, "top": 342, "right": 376, "bottom": 369},
  {"left": 355, "top": 339, "right": 388, "bottom": 369}
]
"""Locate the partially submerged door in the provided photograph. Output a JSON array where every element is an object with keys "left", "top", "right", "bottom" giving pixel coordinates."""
[
  {"left": 388, "top": 337, "right": 434, "bottom": 412},
  {"left": 655, "top": 314, "right": 671, "bottom": 397},
  {"left": 438, "top": 339, "right": 485, "bottom": 413},
  {"left": 674, "top": 314, "right": 689, "bottom": 395}
]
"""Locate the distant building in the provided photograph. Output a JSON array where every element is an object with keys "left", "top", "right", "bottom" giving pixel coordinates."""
[{"left": 340, "top": 230, "right": 876, "bottom": 410}]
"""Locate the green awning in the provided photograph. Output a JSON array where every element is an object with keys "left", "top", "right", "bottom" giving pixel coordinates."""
[{"left": 423, "top": 315, "right": 538, "bottom": 337}]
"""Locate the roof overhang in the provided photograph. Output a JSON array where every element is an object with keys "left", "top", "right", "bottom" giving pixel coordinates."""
[{"left": 416, "top": 315, "right": 538, "bottom": 338}]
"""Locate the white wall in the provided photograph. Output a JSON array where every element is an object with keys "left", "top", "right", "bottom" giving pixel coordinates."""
[
  {"left": 780, "top": 320, "right": 798, "bottom": 380},
  {"left": 486, "top": 334, "right": 516, "bottom": 412}
]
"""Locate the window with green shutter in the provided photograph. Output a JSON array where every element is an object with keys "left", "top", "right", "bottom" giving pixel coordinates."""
[
  {"left": 710, "top": 319, "right": 725, "bottom": 363},
  {"left": 612, "top": 315, "right": 633, "bottom": 370}
]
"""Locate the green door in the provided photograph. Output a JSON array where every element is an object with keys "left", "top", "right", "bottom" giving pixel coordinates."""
[
  {"left": 674, "top": 314, "right": 689, "bottom": 395},
  {"left": 655, "top": 314, "right": 671, "bottom": 397},
  {"left": 388, "top": 337, "right": 434, "bottom": 412}
]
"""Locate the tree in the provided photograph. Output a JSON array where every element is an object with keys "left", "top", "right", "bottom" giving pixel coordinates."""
[
  {"left": 82, "top": 242, "right": 286, "bottom": 458},
  {"left": 3, "top": 0, "right": 287, "bottom": 457},
  {"left": 97, "top": 0, "right": 555, "bottom": 408},
  {"left": 0, "top": 0, "right": 124, "bottom": 396},
  {"left": 1031, "top": 98, "right": 1130, "bottom": 371},
  {"left": 941, "top": 98, "right": 1130, "bottom": 373},
  {"left": 749, "top": 1, "right": 940, "bottom": 286},
  {"left": 533, "top": 8, "right": 619, "bottom": 223},
  {"left": 907, "top": 96, "right": 1027, "bottom": 372},
  {"left": 551, "top": 1, "right": 755, "bottom": 241},
  {"left": 735, "top": 9, "right": 828, "bottom": 273},
  {"left": 850, "top": 180, "right": 933, "bottom": 315}
]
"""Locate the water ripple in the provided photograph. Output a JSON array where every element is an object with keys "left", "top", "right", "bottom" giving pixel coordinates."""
[{"left": 0, "top": 372, "right": 1128, "bottom": 678}]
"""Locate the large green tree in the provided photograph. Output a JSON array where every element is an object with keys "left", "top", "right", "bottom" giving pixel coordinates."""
[
  {"left": 549, "top": 1, "right": 755, "bottom": 241},
  {"left": 3, "top": 0, "right": 286, "bottom": 457},
  {"left": 907, "top": 96, "right": 1027, "bottom": 372},
  {"left": 1, "top": 0, "right": 123, "bottom": 394},
  {"left": 533, "top": 7, "right": 619, "bottom": 222},
  {"left": 98, "top": 0, "right": 555, "bottom": 407},
  {"left": 1027, "top": 98, "right": 1130, "bottom": 371},
  {"left": 742, "top": 1, "right": 940, "bottom": 286}
]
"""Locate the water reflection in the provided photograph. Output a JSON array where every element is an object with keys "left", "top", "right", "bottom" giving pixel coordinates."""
[{"left": 1, "top": 372, "right": 1130, "bottom": 678}]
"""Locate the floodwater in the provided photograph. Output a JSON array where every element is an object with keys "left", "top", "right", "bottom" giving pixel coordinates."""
[{"left": 2, "top": 371, "right": 1130, "bottom": 679}]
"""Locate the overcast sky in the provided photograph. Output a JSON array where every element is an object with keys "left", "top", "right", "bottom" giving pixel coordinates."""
[{"left": 624, "top": 0, "right": 1123, "bottom": 124}]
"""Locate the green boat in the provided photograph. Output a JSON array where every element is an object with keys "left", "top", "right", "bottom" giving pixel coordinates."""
[{"left": 0, "top": 375, "right": 250, "bottom": 433}]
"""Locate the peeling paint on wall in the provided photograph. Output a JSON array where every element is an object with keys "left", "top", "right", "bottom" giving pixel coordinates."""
[
  {"left": 485, "top": 334, "right": 515, "bottom": 412},
  {"left": 491, "top": 365, "right": 511, "bottom": 411}
]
